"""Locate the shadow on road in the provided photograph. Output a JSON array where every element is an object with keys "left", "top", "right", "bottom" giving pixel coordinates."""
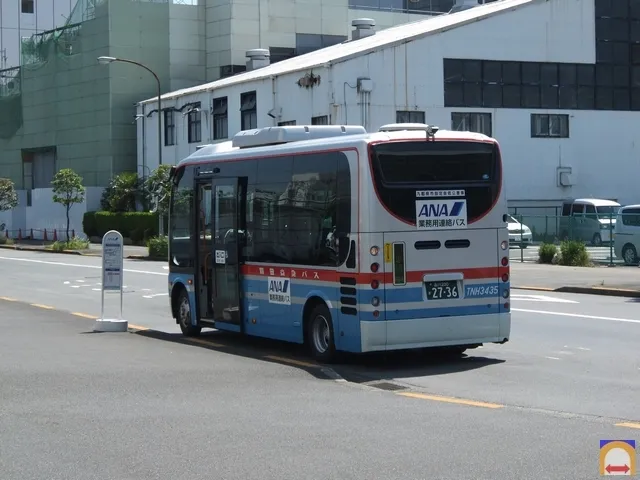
[{"left": 126, "top": 327, "right": 505, "bottom": 386}]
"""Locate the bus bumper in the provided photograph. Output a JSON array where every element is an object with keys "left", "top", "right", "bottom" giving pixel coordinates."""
[{"left": 359, "top": 313, "right": 511, "bottom": 353}]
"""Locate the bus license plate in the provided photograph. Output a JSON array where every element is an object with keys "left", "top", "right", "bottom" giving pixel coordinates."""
[{"left": 425, "top": 280, "right": 459, "bottom": 300}]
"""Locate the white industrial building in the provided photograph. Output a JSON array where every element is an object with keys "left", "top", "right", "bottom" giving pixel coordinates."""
[{"left": 138, "top": 0, "right": 640, "bottom": 216}]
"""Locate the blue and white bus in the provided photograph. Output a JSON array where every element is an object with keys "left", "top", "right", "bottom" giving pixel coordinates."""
[{"left": 167, "top": 123, "right": 511, "bottom": 362}]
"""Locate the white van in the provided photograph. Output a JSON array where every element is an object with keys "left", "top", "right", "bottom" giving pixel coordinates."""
[
  {"left": 559, "top": 198, "right": 620, "bottom": 246},
  {"left": 614, "top": 204, "right": 640, "bottom": 265}
]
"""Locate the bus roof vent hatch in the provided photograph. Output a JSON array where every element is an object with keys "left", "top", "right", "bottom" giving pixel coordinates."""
[
  {"left": 378, "top": 123, "right": 439, "bottom": 137},
  {"left": 232, "top": 125, "right": 367, "bottom": 149}
]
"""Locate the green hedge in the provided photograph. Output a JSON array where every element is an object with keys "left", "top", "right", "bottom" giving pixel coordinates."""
[
  {"left": 148, "top": 235, "right": 168, "bottom": 259},
  {"left": 83, "top": 211, "right": 159, "bottom": 239}
]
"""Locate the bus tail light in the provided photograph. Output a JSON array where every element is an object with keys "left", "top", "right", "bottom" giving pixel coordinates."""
[
  {"left": 371, "top": 296, "right": 380, "bottom": 307},
  {"left": 371, "top": 279, "right": 379, "bottom": 289},
  {"left": 373, "top": 310, "right": 380, "bottom": 318},
  {"left": 500, "top": 240, "right": 508, "bottom": 250},
  {"left": 370, "top": 262, "right": 379, "bottom": 273},
  {"left": 503, "top": 302, "right": 510, "bottom": 310},
  {"left": 502, "top": 273, "right": 509, "bottom": 282},
  {"left": 501, "top": 256, "right": 508, "bottom": 266}
]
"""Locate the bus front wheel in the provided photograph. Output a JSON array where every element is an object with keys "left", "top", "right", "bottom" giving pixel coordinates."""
[
  {"left": 176, "top": 289, "right": 201, "bottom": 337},
  {"left": 306, "top": 303, "right": 336, "bottom": 363}
]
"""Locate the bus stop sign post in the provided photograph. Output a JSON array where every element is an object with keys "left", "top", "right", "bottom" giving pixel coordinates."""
[{"left": 94, "top": 230, "right": 128, "bottom": 332}]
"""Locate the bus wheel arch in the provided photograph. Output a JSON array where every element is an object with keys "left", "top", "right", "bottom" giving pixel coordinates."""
[
  {"left": 171, "top": 283, "right": 201, "bottom": 337},
  {"left": 302, "top": 297, "right": 337, "bottom": 363}
]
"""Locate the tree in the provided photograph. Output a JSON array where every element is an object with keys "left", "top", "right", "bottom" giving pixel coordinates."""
[
  {"left": 0, "top": 178, "right": 18, "bottom": 212},
  {"left": 144, "top": 165, "right": 172, "bottom": 215},
  {"left": 100, "top": 172, "right": 142, "bottom": 212},
  {"left": 52, "top": 169, "right": 86, "bottom": 241}
]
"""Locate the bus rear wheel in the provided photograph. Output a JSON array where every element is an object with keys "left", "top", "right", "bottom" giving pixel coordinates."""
[
  {"left": 306, "top": 303, "right": 336, "bottom": 363},
  {"left": 176, "top": 289, "right": 201, "bottom": 337}
]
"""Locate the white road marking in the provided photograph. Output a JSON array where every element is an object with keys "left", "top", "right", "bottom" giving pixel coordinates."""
[
  {"left": 576, "top": 347, "right": 591, "bottom": 351},
  {"left": 76, "top": 279, "right": 85, "bottom": 283},
  {"left": 63, "top": 281, "right": 70, "bottom": 285},
  {"left": 545, "top": 356, "right": 561, "bottom": 360},
  {"left": 511, "top": 294, "right": 578, "bottom": 304},
  {"left": 0, "top": 256, "right": 166, "bottom": 276},
  {"left": 513, "top": 308, "right": 640, "bottom": 324},
  {"left": 143, "top": 293, "right": 169, "bottom": 299}
]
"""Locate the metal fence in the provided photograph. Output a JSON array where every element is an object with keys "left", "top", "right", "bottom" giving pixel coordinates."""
[{"left": 506, "top": 211, "right": 639, "bottom": 266}]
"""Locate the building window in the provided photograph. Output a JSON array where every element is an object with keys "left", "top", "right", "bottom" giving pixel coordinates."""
[
  {"left": 187, "top": 103, "right": 201, "bottom": 144},
  {"left": 164, "top": 110, "right": 175, "bottom": 146},
  {"left": 278, "top": 120, "right": 296, "bottom": 126},
  {"left": 269, "top": 47, "right": 296, "bottom": 64},
  {"left": 220, "top": 65, "right": 246, "bottom": 79},
  {"left": 348, "top": 0, "right": 455, "bottom": 15},
  {"left": 311, "top": 115, "right": 329, "bottom": 125},
  {"left": 531, "top": 114, "right": 569, "bottom": 138},
  {"left": 21, "top": 0, "right": 34, "bottom": 14},
  {"left": 295, "top": 34, "right": 348, "bottom": 55},
  {"left": 240, "top": 91, "right": 257, "bottom": 130},
  {"left": 451, "top": 112, "right": 492, "bottom": 136},
  {"left": 396, "top": 110, "right": 425, "bottom": 123},
  {"left": 212, "top": 97, "right": 228, "bottom": 140}
]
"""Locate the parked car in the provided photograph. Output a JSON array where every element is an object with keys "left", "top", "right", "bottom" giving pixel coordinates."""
[
  {"left": 559, "top": 198, "right": 620, "bottom": 246},
  {"left": 506, "top": 214, "right": 532, "bottom": 247},
  {"left": 614, "top": 204, "right": 640, "bottom": 265}
]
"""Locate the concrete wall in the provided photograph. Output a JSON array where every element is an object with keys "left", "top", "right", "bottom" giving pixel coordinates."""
[
  {"left": 0, "top": 187, "right": 102, "bottom": 239},
  {"left": 140, "top": 0, "right": 640, "bottom": 207},
  {"left": 0, "top": 0, "right": 74, "bottom": 69}
]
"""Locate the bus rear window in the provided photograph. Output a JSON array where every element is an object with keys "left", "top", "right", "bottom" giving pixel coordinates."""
[{"left": 369, "top": 140, "right": 500, "bottom": 224}]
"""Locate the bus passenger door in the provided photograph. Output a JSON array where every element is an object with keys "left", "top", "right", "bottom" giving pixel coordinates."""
[
  {"left": 195, "top": 180, "right": 214, "bottom": 320},
  {"left": 211, "top": 177, "right": 244, "bottom": 331}
]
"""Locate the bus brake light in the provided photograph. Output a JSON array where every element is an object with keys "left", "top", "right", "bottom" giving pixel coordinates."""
[
  {"left": 501, "top": 257, "right": 508, "bottom": 266},
  {"left": 371, "top": 262, "right": 379, "bottom": 272},
  {"left": 371, "top": 279, "right": 379, "bottom": 289}
]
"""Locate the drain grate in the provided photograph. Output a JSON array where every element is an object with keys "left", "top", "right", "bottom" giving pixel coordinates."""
[{"left": 365, "top": 381, "right": 408, "bottom": 391}]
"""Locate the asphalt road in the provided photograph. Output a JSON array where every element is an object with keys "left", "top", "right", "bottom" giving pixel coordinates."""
[{"left": 1, "top": 300, "right": 638, "bottom": 480}]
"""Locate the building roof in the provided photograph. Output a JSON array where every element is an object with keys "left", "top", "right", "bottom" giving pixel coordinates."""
[{"left": 140, "top": 0, "right": 534, "bottom": 105}]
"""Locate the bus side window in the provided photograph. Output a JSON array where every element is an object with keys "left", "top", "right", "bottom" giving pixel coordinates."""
[{"left": 336, "top": 152, "right": 352, "bottom": 266}]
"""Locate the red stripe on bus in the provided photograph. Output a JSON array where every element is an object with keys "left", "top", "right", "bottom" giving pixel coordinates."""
[{"left": 240, "top": 264, "right": 508, "bottom": 284}]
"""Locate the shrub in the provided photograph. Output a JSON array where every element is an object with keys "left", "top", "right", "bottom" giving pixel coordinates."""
[
  {"left": 148, "top": 235, "right": 168, "bottom": 259},
  {"left": 538, "top": 243, "right": 557, "bottom": 264},
  {"left": 100, "top": 172, "right": 143, "bottom": 212},
  {"left": 50, "top": 238, "right": 90, "bottom": 252},
  {"left": 83, "top": 211, "right": 98, "bottom": 237},
  {"left": 88, "top": 211, "right": 159, "bottom": 238},
  {"left": 558, "top": 240, "right": 591, "bottom": 267},
  {"left": 0, "top": 236, "right": 14, "bottom": 245}
]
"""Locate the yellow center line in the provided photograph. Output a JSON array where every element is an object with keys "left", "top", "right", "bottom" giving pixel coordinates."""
[
  {"left": 72, "top": 312, "right": 97, "bottom": 319},
  {"left": 128, "top": 324, "right": 149, "bottom": 331},
  {"left": 31, "top": 304, "right": 55, "bottom": 310},
  {"left": 263, "top": 355, "right": 319, "bottom": 368},
  {"left": 0, "top": 296, "right": 17, "bottom": 302},
  {"left": 615, "top": 422, "right": 640, "bottom": 429},
  {"left": 397, "top": 391, "right": 504, "bottom": 409}
]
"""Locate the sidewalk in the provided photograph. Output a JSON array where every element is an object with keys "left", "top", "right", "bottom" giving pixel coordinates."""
[
  {"left": 0, "top": 241, "right": 150, "bottom": 259},
  {"left": 511, "top": 262, "right": 640, "bottom": 297}
]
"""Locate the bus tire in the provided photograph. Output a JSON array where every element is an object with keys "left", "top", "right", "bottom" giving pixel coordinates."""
[
  {"left": 176, "top": 288, "right": 201, "bottom": 337},
  {"left": 306, "top": 303, "right": 336, "bottom": 363}
]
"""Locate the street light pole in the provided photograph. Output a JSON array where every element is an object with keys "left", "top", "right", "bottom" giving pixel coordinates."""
[
  {"left": 97, "top": 56, "right": 162, "bottom": 167},
  {"left": 97, "top": 56, "right": 164, "bottom": 235}
]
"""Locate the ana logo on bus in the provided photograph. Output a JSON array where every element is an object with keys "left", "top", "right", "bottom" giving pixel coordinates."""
[
  {"left": 418, "top": 201, "right": 465, "bottom": 218},
  {"left": 268, "top": 277, "right": 291, "bottom": 305}
]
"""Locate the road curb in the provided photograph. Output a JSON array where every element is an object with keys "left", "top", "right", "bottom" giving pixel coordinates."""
[
  {"left": 0, "top": 244, "right": 85, "bottom": 256},
  {"left": 513, "top": 285, "right": 640, "bottom": 298}
]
